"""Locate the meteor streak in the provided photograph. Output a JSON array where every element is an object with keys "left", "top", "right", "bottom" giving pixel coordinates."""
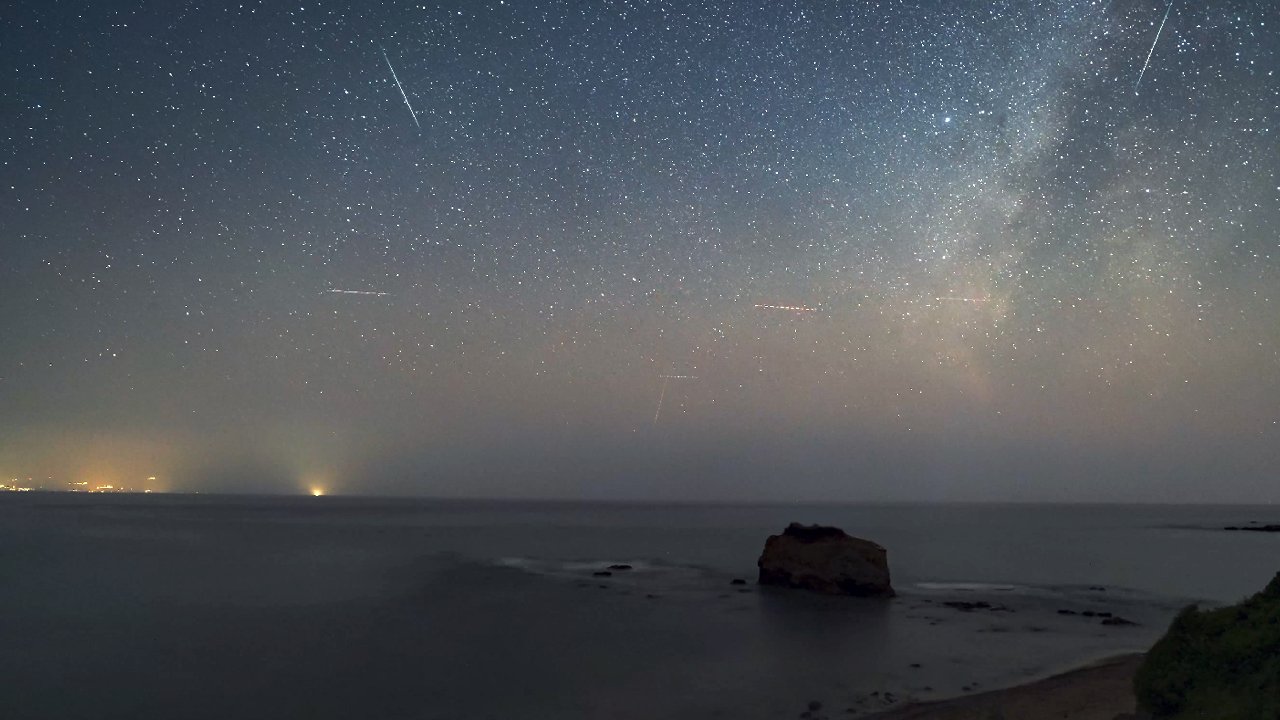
[
  {"left": 381, "top": 47, "right": 421, "bottom": 129},
  {"left": 652, "top": 368, "right": 698, "bottom": 425},
  {"left": 1134, "top": 0, "right": 1175, "bottom": 95},
  {"left": 754, "top": 304, "right": 816, "bottom": 313},
  {"left": 326, "top": 289, "right": 391, "bottom": 297}
]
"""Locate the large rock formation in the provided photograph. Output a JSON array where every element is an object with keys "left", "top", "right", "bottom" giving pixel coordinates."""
[
  {"left": 1135, "top": 572, "right": 1280, "bottom": 719},
  {"left": 757, "top": 522, "right": 894, "bottom": 597}
]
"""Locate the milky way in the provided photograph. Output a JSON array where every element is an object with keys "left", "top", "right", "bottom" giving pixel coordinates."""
[{"left": 2, "top": 0, "right": 1278, "bottom": 500}]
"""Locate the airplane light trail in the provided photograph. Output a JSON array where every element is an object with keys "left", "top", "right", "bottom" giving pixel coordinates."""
[
  {"left": 1134, "top": 0, "right": 1175, "bottom": 95},
  {"left": 381, "top": 47, "right": 421, "bottom": 129},
  {"left": 934, "top": 296, "right": 990, "bottom": 303},
  {"left": 754, "top": 304, "right": 817, "bottom": 312},
  {"left": 326, "top": 289, "right": 391, "bottom": 297}
]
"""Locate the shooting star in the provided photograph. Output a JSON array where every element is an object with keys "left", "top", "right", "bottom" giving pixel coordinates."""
[
  {"left": 652, "top": 367, "right": 699, "bottom": 425},
  {"left": 325, "top": 289, "right": 391, "bottom": 297},
  {"left": 381, "top": 47, "right": 421, "bottom": 129},
  {"left": 1135, "top": 0, "right": 1175, "bottom": 95},
  {"left": 754, "top": 304, "right": 817, "bottom": 313}
]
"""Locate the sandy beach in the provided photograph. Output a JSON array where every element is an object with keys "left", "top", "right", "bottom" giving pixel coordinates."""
[{"left": 867, "top": 654, "right": 1142, "bottom": 720}]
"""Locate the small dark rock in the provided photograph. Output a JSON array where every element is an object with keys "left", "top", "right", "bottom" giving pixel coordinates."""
[
  {"left": 943, "top": 600, "right": 1010, "bottom": 612},
  {"left": 607, "top": 564, "right": 633, "bottom": 571},
  {"left": 909, "top": 662, "right": 921, "bottom": 668},
  {"left": 1102, "top": 616, "right": 1139, "bottom": 626},
  {"left": 808, "top": 700, "right": 823, "bottom": 711},
  {"left": 593, "top": 571, "right": 613, "bottom": 577},
  {"left": 944, "top": 601, "right": 990, "bottom": 611},
  {"left": 730, "top": 578, "right": 747, "bottom": 585},
  {"left": 1057, "top": 609, "right": 1079, "bottom": 615}
]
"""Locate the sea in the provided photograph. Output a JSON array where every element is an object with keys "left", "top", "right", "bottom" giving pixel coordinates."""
[{"left": 1, "top": 494, "right": 1276, "bottom": 719}]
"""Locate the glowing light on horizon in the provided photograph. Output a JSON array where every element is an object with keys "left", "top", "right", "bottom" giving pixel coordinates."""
[{"left": 310, "top": 486, "right": 326, "bottom": 497}]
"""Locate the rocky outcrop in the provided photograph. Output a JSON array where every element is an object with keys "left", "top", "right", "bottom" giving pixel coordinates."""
[
  {"left": 1135, "top": 572, "right": 1280, "bottom": 718},
  {"left": 757, "top": 522, "right": 894, "bottom": 597}
]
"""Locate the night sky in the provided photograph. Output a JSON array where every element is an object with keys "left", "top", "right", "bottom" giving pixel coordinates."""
[{"left": 3, "top": 0, "right": 1278, "bottom": 501}]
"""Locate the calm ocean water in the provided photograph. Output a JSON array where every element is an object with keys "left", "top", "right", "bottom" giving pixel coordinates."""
[{"left": 1, "top": 494, "right": 1275, "bottom": 719}]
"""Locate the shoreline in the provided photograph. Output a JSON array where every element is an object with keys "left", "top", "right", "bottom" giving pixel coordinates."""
[{"left": 865, "top": 653, "right": 1144, "bottom": 720}]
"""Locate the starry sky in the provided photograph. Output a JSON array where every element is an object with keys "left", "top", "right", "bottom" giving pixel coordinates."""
[{"left": 2, "top": 0, "right": 1278, "bottom": 501}]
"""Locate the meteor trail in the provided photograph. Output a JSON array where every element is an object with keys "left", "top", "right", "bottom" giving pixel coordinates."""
[
  {"left": 754, "top": 304, "right": 817, "bottom": 313},
  {"left": 1135, "top": 0, "right": 1175, "bottom": 95},
  {"left": 381, "top": 47, "right": 421, "bottom": 129},
  {"left": 326, "top": 289, "right": 391, "bottom": 297},
  {"left": 652, "top": 367, "right": 698, "bottom": 425}
]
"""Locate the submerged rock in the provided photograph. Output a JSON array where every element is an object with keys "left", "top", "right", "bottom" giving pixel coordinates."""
[
  {"left": 757, "top": 522, "right": 894, "bottom": 597},
  {"left": 607, "top": 564, "right": 633, "bottom": 570}
]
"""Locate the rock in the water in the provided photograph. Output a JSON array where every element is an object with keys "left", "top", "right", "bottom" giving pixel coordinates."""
[
  {"left": 943, "top": 600, "right": 1010, "bottom": 612},
  {"left": 592, "top": 570, "right": 613, "bottom": 577},
  {"left": 607, "top": 564, "right": 633, "bottom": 571},
  {"left": 730, "top": 578, "right": 747, "bottom": 585},
  {"left": 757, "top": 522, "right": 894, "bottom": 597},
  {"left": 1101, "top": 616, "right": 1138, "bottom": 626}
]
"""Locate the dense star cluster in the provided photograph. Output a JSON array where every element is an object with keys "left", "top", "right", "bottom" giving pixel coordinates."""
[{"left": 2, "top": 0, "right": 1278, "bottom": 500}]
